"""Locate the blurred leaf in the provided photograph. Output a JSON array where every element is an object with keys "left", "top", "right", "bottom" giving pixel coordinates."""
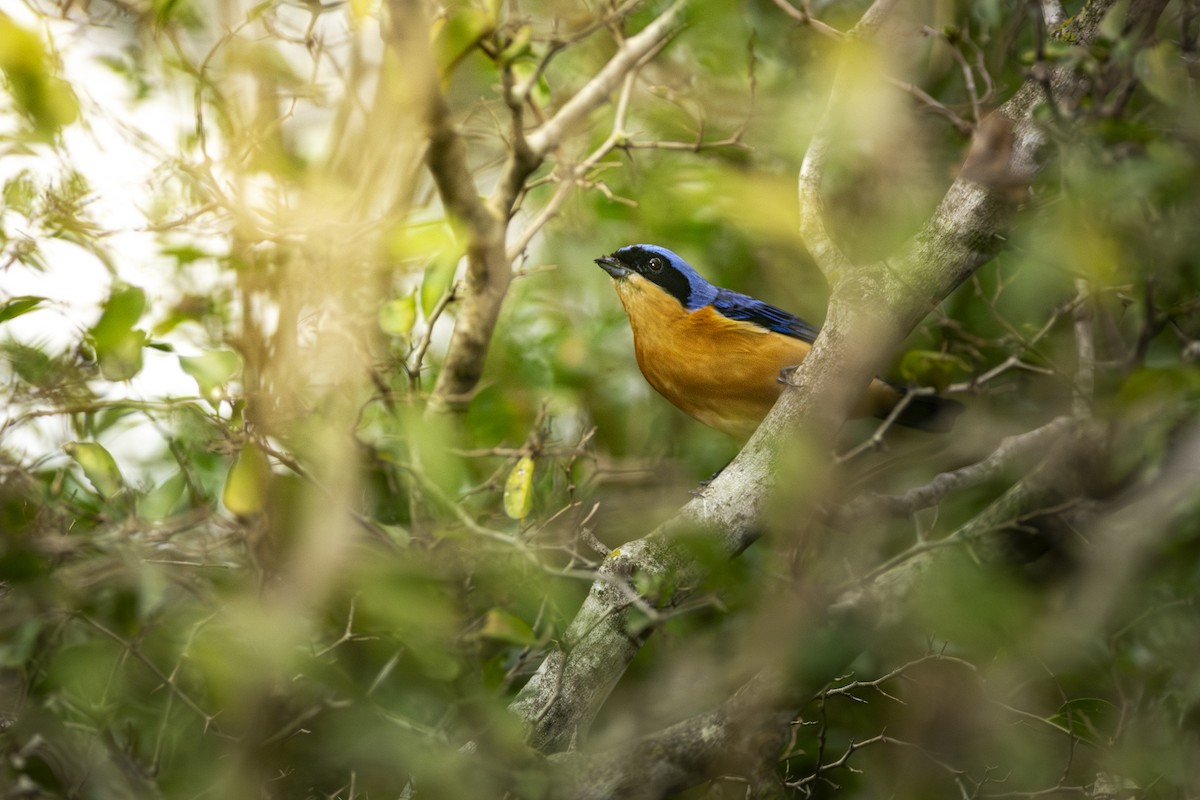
[
  {"left": 4, "top": 341, "right": 59, "bottom": 387},
  {"left": 0, "top": 620, "right": 41, "bottom": 667},
  {"left": 90, "top": 284, "right": 147, "bottom": 381},
  {"left": 499, "top": 25, "right": 533, "bottom": 64},
  {"left": 63, "top": 441, "right": 124, "bottom": 499},
  {"left": 152, "top": 0, "right": 201, "bottom": 29},
  {"left": 432, "top": 5, "right": 495, "bottom": 77},
  {"left": 421, "top": 252, "right": 459, "bottom": 318},
  {"left": 0, "top": 13, "right": 79, "bottom": 140},
  {"left": 511, "top": 60, "right": 551, "bottom": 106},
  {"left": 161, "top": 244, "right": 217, "bottom": 265},
  {"left": 97, "top": 329, "right": 146, "bottom": 381},
  {"left": 89, "top": 406, "right": 135, "bottom": 437},
  {"left": 0, "top": 295, "right": 44, "bottom": 323},
  {"left": 1099, "top": 0, "right": 1130, "bottom": 41},
  {"left": 379, "top": 291, "right": 418, "bottom": 338},
  {"left": 476, "top": 608, "right": 537, "bottom": 646},
  {"left": 379, "top": 523, "right": 411, "bottom": 548},
  {"left": 137, "top": 471, "right": 188, "bottom": 521},
  {"left": 153, "top": 293, "right": 216, "bottom": 336},
  {"left": 1116, "top": 366, "right": 1200, "bottom": 409},
  {"left": 1135, "top": 43, "right": 1189, "bottom": 106},
  {"left": 502, "top": 455, "right": 535, "bottom": 521},
  {"left": 2, "top": 171, "right": 36, "bottom": 216},
  {"left": 180, "top": 350, "right": 242, "bottom": 399},
  {"left": 222, "top": 441, "right": 270, "bottom": 517},
  {"left": 413, "top": 646, "right": 462, "bottom": 681},
  {"left": 912, "top": 552, "right": 1037, "bottom": 650}
]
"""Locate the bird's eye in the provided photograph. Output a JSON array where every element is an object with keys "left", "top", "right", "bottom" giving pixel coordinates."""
[{"left": 648, "top": 257, "right": 663, "bottom": 273}]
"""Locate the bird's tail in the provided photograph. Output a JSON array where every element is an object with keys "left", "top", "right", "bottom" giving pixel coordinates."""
[{"left": 888, "top": 389, "right": 965, "bottom": 433}]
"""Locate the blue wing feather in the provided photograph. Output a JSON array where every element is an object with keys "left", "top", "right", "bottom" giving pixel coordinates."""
[{"left": 711, "top": 288, "right": 820, "bottom": 343}]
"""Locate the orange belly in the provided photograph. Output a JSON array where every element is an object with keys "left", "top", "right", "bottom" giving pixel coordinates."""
[{"left": 615, "top": 279, "right": 899, "bottom": 439}]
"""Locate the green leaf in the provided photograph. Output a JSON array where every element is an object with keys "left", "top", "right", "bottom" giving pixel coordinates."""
[
  {"left": 432, "top": 6, "right": 495, "bottom": 77},
  {"left": 420, "top": 252, "right": 459, "bottom": 318},
  {"left": 137, "top": 471, "right": 188, "bottom": 521},
  {"left": 1099, "top": 0, "right": 1130, "bottom": 41},
  {"left": 64, "top": 441, "right": 124, "bottom": 499},
  {"left": 222, "top": 441, "right": 270, "bottom": 517},
  {"left": 180, "top": 350, "right": 242, "bottom": 399},
  {"left": 378, "top": 524, "right": 411, "bottom": 548},
  {"left": 476, "top": 608, "right": 537, "bottom": 646},
  {"left": 96, "top": 329, "right": 146, "bottom": 381},
  {"left": 0, "top": 296, "right": 44, "bottom": 323},
  {"left": 0, "top": 620, "right": 42, "bottom": 668},
  {"left": 0, "top": 13, "right": 79, "bottom": 140},
  {"left": 92, "top": 284, "right": 146, "bottom": 340},
  {"left": 499, "top": 25, "right": 533, "bottom": 64},
  {"left": 379, "top": 291, "right": 418, "bottom": 338},
  {"left": 1135, "top": 42, "right": 1189, "bottom": 106},
  {"left": 90, "top": 285, "right": 147, "bottom": 381},
  {"left": 502, "top": 455, "right": 535, "bottom": 521}
]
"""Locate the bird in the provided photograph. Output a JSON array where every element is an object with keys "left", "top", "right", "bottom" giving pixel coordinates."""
[{"left": 594, "top": 244, "right": 963, "bottom": 440}]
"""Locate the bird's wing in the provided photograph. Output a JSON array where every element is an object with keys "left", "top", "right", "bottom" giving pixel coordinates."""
[{"left": 711, "top": 288, "right": 820, "bottom": 343}]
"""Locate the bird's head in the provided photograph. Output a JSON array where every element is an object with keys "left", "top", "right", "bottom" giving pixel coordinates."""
[{"left": 594, "top": 244, "right": 716, "bottom": 310}]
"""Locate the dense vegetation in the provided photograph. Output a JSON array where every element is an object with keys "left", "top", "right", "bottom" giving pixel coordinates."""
[{"left": 1, "top": 0, "right": 1199, "bottom": 797}]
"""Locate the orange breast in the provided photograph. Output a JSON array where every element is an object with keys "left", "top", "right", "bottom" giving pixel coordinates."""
[
  {"left": 613, "top": 276, "right": 900, "bottom": 439},
  {"left": 613, "top": 278, "right": 805, "bottom": 438}
]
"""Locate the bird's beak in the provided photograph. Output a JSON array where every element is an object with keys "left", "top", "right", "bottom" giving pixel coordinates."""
[{"left": 594, "top": 255, "right": 630, "bottom": 279}]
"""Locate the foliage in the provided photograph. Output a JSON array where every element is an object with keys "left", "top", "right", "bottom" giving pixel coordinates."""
[{"left": 1, "top": 0, "right": 1199, "bottom": 797}]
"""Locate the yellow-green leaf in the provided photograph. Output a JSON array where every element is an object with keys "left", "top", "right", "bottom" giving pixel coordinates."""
[
  {"left": 91, "top": 285, "right": 147, "bottom": 381},
  {"left": 96, "top": 330, "right": 146, "bottom": 381},
  {"left": 420, "top": 252, "right": 459, "bottom": 318},
  {"left": 379, "top": 291, "right": 418, "bottom": 338},
  {"left": 499, "top": 25, "right": 533, "bottom": 64},
  {"left": 222, "top": 441, "right": 270, "bottom": 517},
  {"left": 432, "top": 7, "right": 495, "bottom": 77},
  {"left": 0, "top": 13, "right": 79, "bottom": 140},
  {"left": 64, "top": 441, "right": 124, "bottom": 499},
  {"left": 477, "top": 608, "right": 537, "bottom": 646},
  {"left": 502, "top": 455, "right": 535, "bottom": 521},
  {"left": 1099, "top": 0, "right": 1129, "bottom": 41},
  {"left": 179, "top": 350, "right": 242, "bottom": 399},
  {"left": 1135, "top": 42, "right": 1188, "bottom": 106},
  {"left": 137, "top": 471, "right": 187, "bottom": 521}
]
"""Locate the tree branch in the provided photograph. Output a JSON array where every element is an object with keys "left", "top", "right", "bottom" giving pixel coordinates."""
[
  {"left": 525, "top": 0, "right": 686, "bottom": 158},
  {"left": 547, "top": 672, "right": 793, "bottom": 800},
  {"left": 384, "top": 0, "right": 687, "bottom": 412},
  {"left": 510, "top": 0, "right": 1133, "bottom": 755},
  {"left": 837, "top": 416, "right": 1077, "bottom": 521}
]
